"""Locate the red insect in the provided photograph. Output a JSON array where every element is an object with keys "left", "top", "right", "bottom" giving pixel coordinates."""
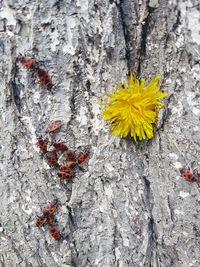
[
  {"left": 37, "top": 137, "right": 48, "bottom": 154},
  {"left": 36, "top": 200, "right": 62, "bottom": 240},
  {"left": 36, "top": 68, "right": 53, "bottom": 90},
  {"left": 47, "top": 216, "right": 56, "bottom": 227},
  {"left": 60, "top": 161, "right": 77, "bottom": 173},
  {"left": 50, "top": 227, "right": 62, "bottom": 240},
  {"left": 42, "top": 199, "right": 58, "bottom": 218},
  {"left": 52, "top": 141, "right": 68, "bottom": 152},
  {"left": 179, "top": 167, "right": 198, "bottom": 183},
  {"left": 46, "top": 120, "right": 62, "bottom": 134},
  {"left": 64, "top": 149, "right": 76, "bottom": 162},
  {"left": 36, "top": 200, "right": 57, "bottom": 227},
  {"left": 17, "top": 54, "right": 39, "bottom": 72},
  {"left": 58, "top": 171, "right": 74, "bottom": 180},
  {"left": 36, "top": 216, "right": 46, "bottom": 227},
  {"left": 77, "top": 149, "right": 90, "bottom": 165},
  {"left": 45, "top": 151, "right": 59, "bottom": 167}
]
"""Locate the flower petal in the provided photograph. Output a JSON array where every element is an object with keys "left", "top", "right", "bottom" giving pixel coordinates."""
[{"left": 101, "top": 73, "right": 167, "bottom": 141}]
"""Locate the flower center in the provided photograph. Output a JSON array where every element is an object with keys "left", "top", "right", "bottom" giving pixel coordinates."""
[{"left": 126, "top": 99, "right": 141, "bottom": 112}]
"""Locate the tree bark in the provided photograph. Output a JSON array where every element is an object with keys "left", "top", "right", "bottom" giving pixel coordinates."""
[{"left": 0, "top": 0, "right": 200, "bottom": 266}]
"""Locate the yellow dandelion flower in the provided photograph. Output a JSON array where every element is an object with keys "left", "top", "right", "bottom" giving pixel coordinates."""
[{"left": 101, "top": 72, "right": 168, "bottom": 141}]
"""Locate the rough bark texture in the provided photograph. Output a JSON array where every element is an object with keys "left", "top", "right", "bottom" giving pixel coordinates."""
[{"left": 1, "top": 0, "right": 200, "bottom": 266}]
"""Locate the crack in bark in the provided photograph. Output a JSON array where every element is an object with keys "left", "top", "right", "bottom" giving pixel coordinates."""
[
  {"left": 140, "top": 3, "right": 156, "bottom": 54},
  {"left": 112, "top": 224, "right": 119, "bottom": 267},
  {"left": 68, "top": 62, "right": 82, "bottom": 125},
  {"left": 116, "top": 0, "right": 131, "bottom": 70},
  {"left": 137, "top": 2, "right": 155, "bottom": 76},
  {"left": 10, "top": 61, "right": 23, "bottom": 113},
  {"left": 66, "top": 205, "right": 79, "bottom": 267},
  {"left": 172, "top": 10, "right": 181, "bottom": 32},
  {"left": 156, "top": 93, "right": 174, "bottom": 131},
  {"left": 0, "top": 253, "right": 5, "bottom": 267},
  {"left": 167, "top": 195, "right": 174, "bottom": 223},
  {"left": 143, "top": 175, "right": 158, "bottom": 267},
  {"left": 84, "top": 79, "right": 94, "bottom": 119}
]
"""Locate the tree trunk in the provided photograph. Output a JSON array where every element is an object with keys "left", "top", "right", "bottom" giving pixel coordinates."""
[{"left": 1, "top": 0, "right": 200, "bottom": 266}]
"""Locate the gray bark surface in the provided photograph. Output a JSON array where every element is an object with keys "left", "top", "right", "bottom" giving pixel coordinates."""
[{"left": 0, "top": 0, "right": 200, "bottom": 266}]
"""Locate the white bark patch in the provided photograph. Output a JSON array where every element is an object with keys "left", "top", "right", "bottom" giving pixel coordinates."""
[
  {"left": 62, "top": 16, "right": 77, "bottom": 55},
  {"left": 171, "top": 102, "right": 183, "bottom": 117},
  {"left": 104, "top": 162, "right": 114, "bottom": 173},
  {"left": 169, "top": 153, "right": 179, "bottom": 160},
  {"left": 149, "top": 0, "right": 159, "bottom": 8},
  {"left": 77, "top": 0, "right": 89, "bottom": 23},
  {"left": 193, "top": 126, "right": 199, "bottom": 131},
  {"left": 187, "top": 7, "right": 200, "bottom": 44},
  {"left": 50, "top": 30, "right": 60, "bottom": 52},
  {"left": 91, "top": 99, "right": 105, "bottom": 135},
  {"left": 0, "top": 3, "right": 16, "bottom": 27},
  {"left": 115, "top": 247, "right": 121, "bottom": 261},
  {"left": 20, "top": 116, "right": 38, "bottom": 146},
  {"left": 174, "top": 209, "right": 184, "bottom": 215},
  {"left": 77, "top": 106, "right": 88, "bottom": 126},
  {"left": 192, "top": 107, "right": 200, "bottom": 116},
  {"left": 187, "top": 92, "right": 197, "bottom": 106},
  {"left": 32, "top": 92, "right": 40, "bottom": 105},
  {"left": 179, "top": 191, "right": 190, "bottom": 198},
  {"left": 104, "top": 184, "right": 113, "bottom": 199},
  {"left": 173, "top": 162, "right": 182, "bottom": 169},
  {"left": 21, "top": 204, "right": 32, "bottom": 215}
]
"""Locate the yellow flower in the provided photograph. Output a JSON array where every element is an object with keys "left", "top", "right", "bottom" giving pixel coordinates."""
[{"left": 101, "top": 72, "right": 168, "bottom": 141}]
